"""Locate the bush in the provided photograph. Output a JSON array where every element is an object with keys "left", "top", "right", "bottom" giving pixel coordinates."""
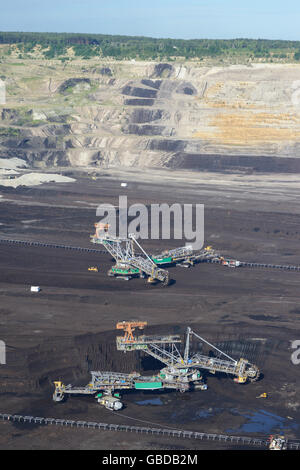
[{"left": 294, "top": 50, "right": 300, "bottom": 61}]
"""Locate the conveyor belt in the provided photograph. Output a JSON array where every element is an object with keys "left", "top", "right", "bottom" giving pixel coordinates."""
[
  {"left": 206, "top": 258, "right": 300, "bottom": 271},
  {"left": 1, "top": 238, "right": 300, "bottom": 272},
  {"left": 3, "top": 412, "right": 298, "bottom": 449},
  {"left": 0, "top": 238, "right": 108, "bottom": 255}
]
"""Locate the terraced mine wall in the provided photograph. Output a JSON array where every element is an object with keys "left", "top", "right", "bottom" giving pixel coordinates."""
[{"left": 1, "top": 60, "right": 300, "bottom": 173}]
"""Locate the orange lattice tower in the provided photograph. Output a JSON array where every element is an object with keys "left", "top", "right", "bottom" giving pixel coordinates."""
[
  {"left": 116, "top": 321, "right": 147, "bottom": 343},
  {"left": 94, "top": 222, "right": 110, "bottom": 236}
]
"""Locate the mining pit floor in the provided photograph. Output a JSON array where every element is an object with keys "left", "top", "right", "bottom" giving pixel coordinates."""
[{"left": 0, "top": 168, "right": 299, "bottom": 450}]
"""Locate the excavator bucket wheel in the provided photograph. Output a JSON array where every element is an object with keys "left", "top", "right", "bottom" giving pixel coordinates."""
[
  {"left": 249, "top": 366, "right": 260, "bottom": 382},
  {"left": 162, "top": 273, "right": 170, "bottom": 287}
]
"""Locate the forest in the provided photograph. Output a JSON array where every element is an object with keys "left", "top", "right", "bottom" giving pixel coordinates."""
[{"left": 0, "top": 31, "right": 300, "bottom": 61}]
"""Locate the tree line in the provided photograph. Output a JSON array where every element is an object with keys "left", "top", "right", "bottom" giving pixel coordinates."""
[{"left": 0, "top": 31, "right": 300, "bottom": 60}]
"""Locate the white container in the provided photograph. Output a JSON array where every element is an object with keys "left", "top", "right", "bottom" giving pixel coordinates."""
[
  {"left": 30, "top": 286, "right": 41, "bottom": 293},
  {"left": 120, "top": 182, "right": 127, "bottom": 187}
]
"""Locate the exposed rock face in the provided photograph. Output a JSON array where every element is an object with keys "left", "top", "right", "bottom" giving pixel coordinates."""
[
  {"left": 151, "top": 63, "right": 174, "bottom": 78},
  {"left": 58, "top": 78, "right": 92, "bottom": 94},
  {"left": 99, "top": 67, "right": 112, "bottom": 76},
  {"left": 0, "top": 61, "right": 300, "bottom": 172}
]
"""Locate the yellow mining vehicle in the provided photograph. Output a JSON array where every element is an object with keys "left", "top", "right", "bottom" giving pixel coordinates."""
[{"left": 88, "top": 266, "right": 99, "bottom": 272}]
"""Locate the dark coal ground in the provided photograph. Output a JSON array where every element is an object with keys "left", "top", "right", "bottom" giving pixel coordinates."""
[{"left": 0, "top": 173, "right": 299, "bottom": 450}]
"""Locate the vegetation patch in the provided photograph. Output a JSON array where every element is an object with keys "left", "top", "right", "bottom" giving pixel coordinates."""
[{"left": 0, "top": 127, "right": 21, "bottom": 136}]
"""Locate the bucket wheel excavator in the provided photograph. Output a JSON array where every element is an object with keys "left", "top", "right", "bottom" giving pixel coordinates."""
[
  {"left": 116, "top": 322, "right": 260, "bottom": 386},
  {"left": 53, "top": 322, "right": 260, "bottom": 410},
  {"left": 91, "top": 223, "right": 170, "bottom": 285}
]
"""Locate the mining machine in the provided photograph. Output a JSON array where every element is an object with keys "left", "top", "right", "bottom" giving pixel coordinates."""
[
  {"left": 91, "top": 223, "right": 170, "bottom": 285},
  {"left": 53, "top": 322, "right": 260, "bottom": 410}
]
